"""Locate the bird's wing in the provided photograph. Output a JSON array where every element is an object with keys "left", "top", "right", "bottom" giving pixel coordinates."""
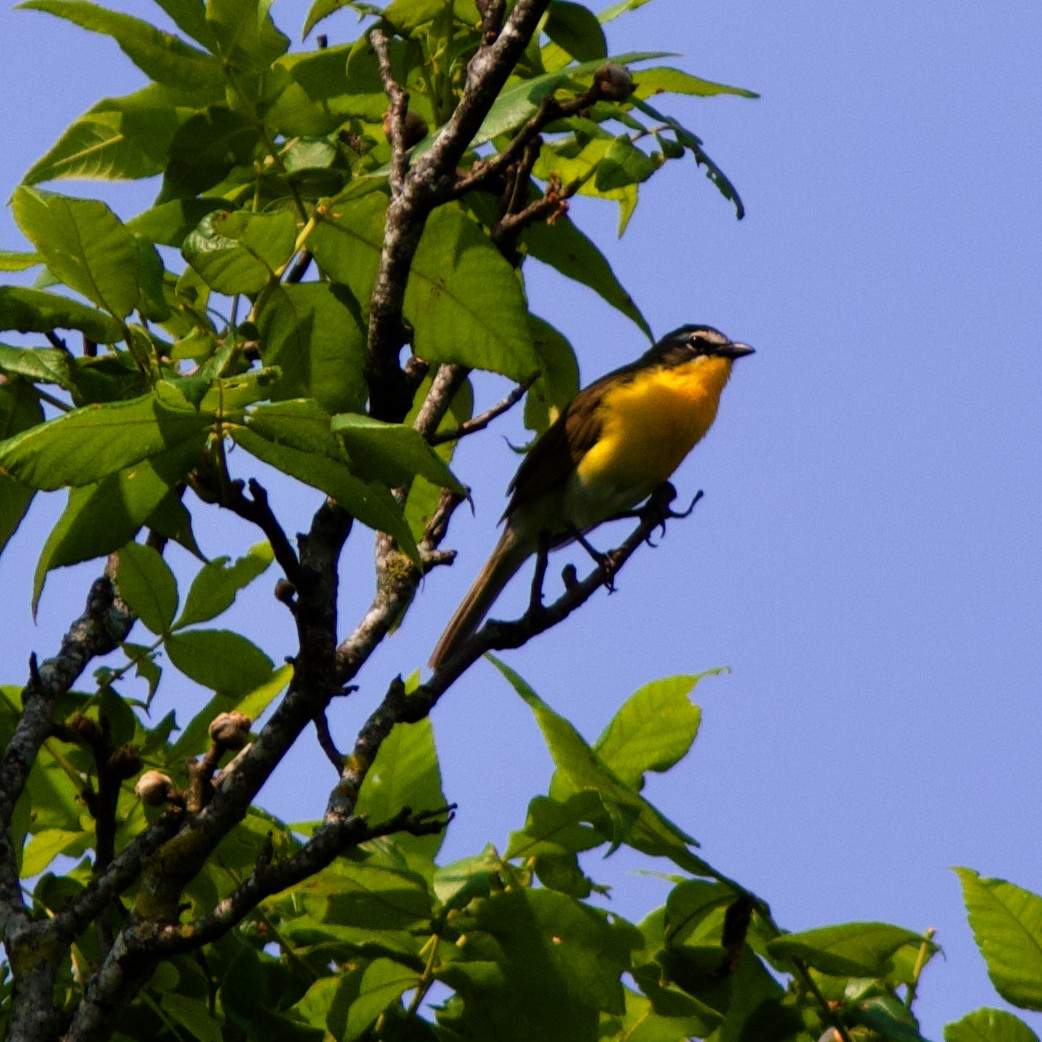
[{"left": 503, "top": 372, "right": 617, "bottom": 518}]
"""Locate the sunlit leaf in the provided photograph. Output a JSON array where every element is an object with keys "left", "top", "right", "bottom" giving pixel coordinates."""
[
  {"left": 115, "top": 540, "right": 179, "bottom": 635},
  {"left": 0, "top": 389, "right": 212, "bottom": 491},
  {"left": 175, "top": 543, "right": 275, "bottom": 629},
  {"left": 767, "top": 922, "right": 929, "bottom": 978},
  {"left": 946, "top": 1008, "right": 1041, "bottom": 1042},
  {"left": 12, "top": 187, "right": 141, "bottom": 319},
  {"left": 165, "top": 629, "right": 274, "bottom": 696},
  {"left": 332, "top": 413, "right": 465, "bottom": 492},
  {"left": 20, "top": 0, "right": 225, "bottom": 93},
  {"left": 957, "top": 868, "right": 1042, "bottom": 1010}
]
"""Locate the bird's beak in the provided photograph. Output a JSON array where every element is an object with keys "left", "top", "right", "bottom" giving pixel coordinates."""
[{"left": 721, "top": 342, "right": 755, "bottom": 359}]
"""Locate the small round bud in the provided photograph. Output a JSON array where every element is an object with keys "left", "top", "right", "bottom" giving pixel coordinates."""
[
  {"left": 594, "top": 63, "right": 635, "bottom": 101},
  {"left": 135, "top": 771, "right": 175, "bottom": 806},
  {"left": 382, "top": 109, "right": 430, "bottom": 150},
  {"left": 107, "top": 744, "right": 142, "bottom": 780},
  {"left": 209, "top": 711, "right": 252, "bottom": 750},
  {"left": 68, "top": 712, "right": 104, "bottom": 744}
]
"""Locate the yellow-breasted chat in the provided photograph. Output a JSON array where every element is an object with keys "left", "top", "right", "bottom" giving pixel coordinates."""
[{"left": 428, "top": 324, "right": 754, "bottom": 670}]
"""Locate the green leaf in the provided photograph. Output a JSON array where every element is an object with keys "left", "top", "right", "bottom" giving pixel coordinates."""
[
  {"left": 523, "top": 215, "right": 652, "bottom": 340},
  {"left": 0, "top": 250, "right": 41, "bottom": 271},
  {"left": 490, "top": 658, "right": 713, "bottom": 875},
  {"left": 183, "top": 208, "right": 297, "bottom": 295},
  {"left": 21, "top": 827, "right": 92, "bottom": 878},
  {"left": 356, "top": 710, "right": 446, "bottom": 862},
  {"left": 521, "top": 316, "right": 579, "bottom": 436},
  {"left": 0, "top": 389, "right": 212, "bottom": 491},
  {"left": 593, "top": 674, "right": 704, "bottom": 790},
  {"left": 433, "top": 852, "right": 497, "bottom": 912},
  {"left": 0, "top": 286, "right": 124, "bottom": 342},
  {"left": 309, "top": 191, "right": 387, "bottom": 312},
  {"left": 115, "top": 541, "right": 179, "bottom": 634},
  {"left": 851, "top": 996, "right": 932, "bottom": 1042},
  {"left": 326, "top": 862, "right": 433, "bottom": 931},
  {"left": 473, "top": 52, "right": 669, "bottom": 146},
  {"left": 161, "top": 992, "right": 223, "bottom": 1042},
  {"left": 20, "top": 0, "right": 225, "bottom": 94},
  {"left": 594, "top": 135, "right": 662, "bottom": 192},
  {"left": 633, "top": 96, "right": 745, "bottom": 218},
  {"left": 149, "top": 0, "right": 216, "bottom": 48},
  {"left": 544, "top": 3, "right": 607, "bottom": 62},
  {"left": 22, "top": 85, "right": 181, "bottom": 185},
  {"left": 402, "top": 372, "right": 472, "bottom": 547},
  {"left": 127, "top": 198, "right": 229, "bottom": 248},
  {"left": 598, "top": 0, "right": 654, "bottom": 22},
  {"left": 12, "top": 187, "right": 140, "bottom": 319},
  {"left": 33, "top": 439, "right": 203, "bottom": 612},
  {"left": 505, "top": 791, "right": 604, "bottom": 861},
  {"left": 345, "top": 958, "right": 422, "bottom": 1042},
  {"left": 159, "top": 106, "right": 259, "bottom": 202},
  {"left": 0, "top": 385, "right": 43, "bottom": 554},
  {"left": 956, "top": 868, "right": 1042, "bottom": 1010},
  {"left": 767, "top": 922, "right": 928, "bottom": 978},
  {"left": 533, "top": 123, "right": 640, "bottom": 231},
  {"left": 164, "top": 629, "right": 274, "bottom": 696},
  {"left": 437, "top": 888, "right": 639, "bottom": 1041},
  {"left": 175, "top": 544, "right": 275, "bottom": 629},
  {"left": 615, "top": 984, "right": 722, "bottom": 1042},
  {"left": 0, "top": 344, "right": 76, "bottom": 393},
  {"left": 122, "top": 642, "right": 163, "bottom": 706},
  {"left": 664, "top": 879, "right": 737, "bottom": 946},
  {"left": 633, "top": 66, "right": 759, "bottom": 101},
  {"left": 205, "top": 0, "right": 290, "bottom": 74},
  {"left": 255, "top": 283, "right": 367, "bottom": 413},
  {"left": 331, "top": 413, "right": 464, "bottom": 492},
  {"left": 946, "top": 1008, "right": 1041, "bottom": 1042},
  {"left": 231, "top": 424, "right": 421, "bottom": 563},
  {"left": 408, "top": 205, "right": 537, "bottom": 381}
]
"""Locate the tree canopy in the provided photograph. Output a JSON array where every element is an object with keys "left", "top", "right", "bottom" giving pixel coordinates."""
[{"left": 1, "top": 2, "right": 1040, "bottom": 1041}]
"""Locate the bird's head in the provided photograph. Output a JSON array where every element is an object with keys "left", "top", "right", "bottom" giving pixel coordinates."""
[{"left": 656, "top": 324, "right": 755, "bottom": 364}]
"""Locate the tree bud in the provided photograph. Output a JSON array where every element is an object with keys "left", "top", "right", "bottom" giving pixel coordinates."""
[
  {"left": 594, "top": 63, "right": 635, "bottom": 101},
  {"left": 135, "top": 771, "right": 174, "bottom": 806},
  {"left": 107, "top": 744, "right": 142, "bottom": 780},
  {"left": 209, "top": 711, "right": 252, "bottom": 749}
]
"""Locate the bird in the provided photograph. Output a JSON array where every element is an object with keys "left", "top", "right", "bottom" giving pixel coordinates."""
[{"left": 428, "top": 324, "right": 754, "bottom": 670}]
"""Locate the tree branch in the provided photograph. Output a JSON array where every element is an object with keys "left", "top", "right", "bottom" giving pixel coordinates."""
[
  {"left": 372, "top": 29, "right": 409, "bottom": 198},
  {"left": 429, "top": 369, "right": 540, "bottom": 446},
  {"left": 329, "top": 485, "right": 701, "bottom": 818},
  {"left": 365, "top": 0, "right": 553, "bottom": 421}
]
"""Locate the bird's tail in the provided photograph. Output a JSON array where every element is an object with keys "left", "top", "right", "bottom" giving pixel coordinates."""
[{"left": 428, "top": 527, "right": 530, "bottom": 671}]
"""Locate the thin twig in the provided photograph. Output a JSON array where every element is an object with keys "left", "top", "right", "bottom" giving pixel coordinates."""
[
  {"left": 371, "top": 29, "right": 409, "bottom": 198},
  {"left": 429, "top": 369, "right": 540, "bottom": 445}
]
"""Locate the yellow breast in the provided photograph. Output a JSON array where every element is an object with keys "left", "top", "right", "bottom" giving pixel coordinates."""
[{"left": 571, "top": 355, "right": 734, "bottom": 519}]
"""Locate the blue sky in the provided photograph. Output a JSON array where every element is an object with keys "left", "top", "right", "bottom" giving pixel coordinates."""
[{"left": 2, "top": 1, "right": 1041, "bottom": 1037}]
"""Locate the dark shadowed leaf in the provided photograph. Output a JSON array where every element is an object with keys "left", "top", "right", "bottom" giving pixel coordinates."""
[
  {"left": 256, "top": 283, "right": 367, "bottom": 413},
  {"left": 0, "top": 286, "right": 123, "bottom": 342}
]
